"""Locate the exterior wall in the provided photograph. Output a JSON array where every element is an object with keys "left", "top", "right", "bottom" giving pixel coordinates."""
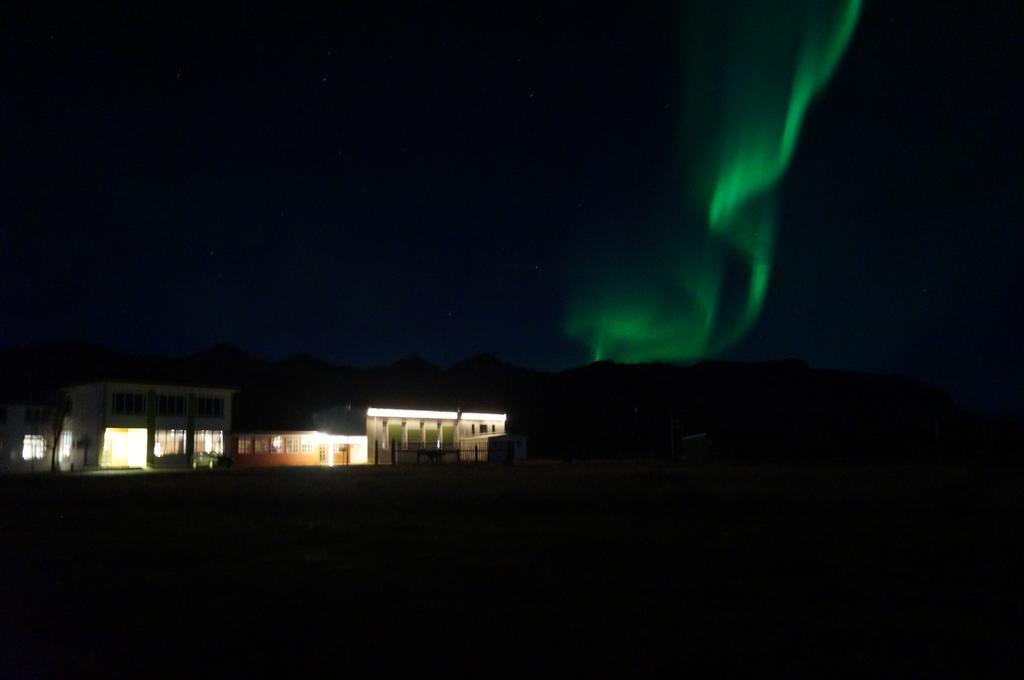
[
  {"left": 65, "top": 384, "right": 106, "bottom": 469},
  {"left": 0, "top": 404, "right": 57, "bottom": 473},
  {"left": 365, "top": 408, "right": 507, "bottom": 464},
  {"left": 234, "top": 451, "right": 324, "bottom": 467},
  {"left": 458, "top": 417, "right": 505, "bottom": 439},
  {"left": 348, "top": 438, "right": 368, "bottom": 464},
  {"left": 367, "top": 415, "right": 458, "bottom": 456},
  {"left": 192, "top": 386, "right": 233, "bottom": 454},
  {"left": 232, "top": 432, "right": 368, "bottom": 468},
  {"left": 65, "top": 382, "right": 234, "bottom": 470}
]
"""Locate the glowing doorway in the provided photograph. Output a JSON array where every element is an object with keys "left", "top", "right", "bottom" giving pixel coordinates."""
[{"left": 101, "top": 428, "right": 148, "bottom": 468}]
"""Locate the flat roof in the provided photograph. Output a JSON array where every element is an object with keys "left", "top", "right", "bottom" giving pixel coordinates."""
[
  {"left": 366, "top": 407, "right": 506, "bottom": 422},
  {"left": 64, "top": 381, "right": 240, "bottom": 392}
]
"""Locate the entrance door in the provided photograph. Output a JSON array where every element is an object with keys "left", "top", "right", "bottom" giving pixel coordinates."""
[{"left": 102, "top": 428, "right": 148, "bottom": 468}]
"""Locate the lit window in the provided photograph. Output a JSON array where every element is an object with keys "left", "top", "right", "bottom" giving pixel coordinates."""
[
  {"left": 271, "top": 436, "right": 283, "bottom": 453},
  {"left": 387, "top": 423, "right": 403, "bottom": 448},
  {"left": 60, "top": 431, "right": 73, "bottom": 460},
  {"left": 22, "top": 435, "right": 45, "bottom": 460},
  {"left": 154, "top": 429, "right": 186, "bottom": 456},
  {"left": 238, "top": 438, "right": 252, "bottom": 454},
  {"left": 194, "top": 430, "right": 224, "bottom": 455}
]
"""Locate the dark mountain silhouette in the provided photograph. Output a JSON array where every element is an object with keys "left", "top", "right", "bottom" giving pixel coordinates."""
[{"left": 0, "top": 343, "right": 1019, "bottom": 461}]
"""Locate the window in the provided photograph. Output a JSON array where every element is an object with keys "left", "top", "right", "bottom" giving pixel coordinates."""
[
  {"left": 194, "top": 430, "right": 223, "bottom": 455},
  {"left": 112, "top": 392, "right": 145, "bottom": 415},
  {"left": 60, "top": 431, "right": 73, "bottom": 461},
  {"left": 157, "top": 394, "right": 186, "bottom": 417},
  {"left": 197, "top": 397, "right": 224, "bottom": 418},
  {"left": 286, "top": 437, "right": 300, "bottom": 453},
  {"left": 271, "top": 436, "right": 283, "bottom": 453},
  {"left": 255, "top": 438, "right": 268, "bottom": 454},
  {"left": 387, "top": 424, "right": 403, "bottom": 448},
  {"left": 22, "top": 435, "right": 45, "bottom": 460},
  {"left": 238, "top": 438, "right": 252, "bottom": 454},
  {"left": 301, "top": 440, "right": 314, "bottom": 453},
  {"left": 154, "top": 429, "right": 186, "bottom": 457}
]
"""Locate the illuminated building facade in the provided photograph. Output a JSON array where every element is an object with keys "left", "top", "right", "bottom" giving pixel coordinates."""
[
  {"left": 232, "top": 406, "right": 513, "bottom": 466},
  {"left": 232, "top": 431, "right": 368, "bottom": 467},
  {"left": 64, "top": 382, "right": 235, "bottom": 469},
  {"left": 0, "top": 403, "right": 60, "bottom": 473},
  {"left": 365, "top": 407, "right": 507, "bottom": 464}
]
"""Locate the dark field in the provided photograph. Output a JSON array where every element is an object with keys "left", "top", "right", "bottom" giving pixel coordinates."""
[{"left": 2, "top": 463, "right": 1022, "bottom": 676}]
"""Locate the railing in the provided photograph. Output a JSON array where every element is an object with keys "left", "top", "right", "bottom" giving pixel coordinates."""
[{"left": 374, "top": 440, "right": 515, "bottom": 464}]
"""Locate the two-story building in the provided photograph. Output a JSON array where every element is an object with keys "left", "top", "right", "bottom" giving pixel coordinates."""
[
  {"left": 0, "top": 403, "right": 63, "bottom": 473},
  {"left": 64, "top": 382, "right": 235, "bottom": 469}
]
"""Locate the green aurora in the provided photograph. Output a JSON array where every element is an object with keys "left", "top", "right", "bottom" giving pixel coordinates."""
[{"left": 565, "top": 1, "right": 862, "bottom": 363}]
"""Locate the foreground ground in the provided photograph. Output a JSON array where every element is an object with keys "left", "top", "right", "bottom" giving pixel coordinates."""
[{"left": 1, "top": 462, "right": 1022, "bottom": 676}]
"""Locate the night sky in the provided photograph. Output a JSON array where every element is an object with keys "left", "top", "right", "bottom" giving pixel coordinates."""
[{"left": 2, "top": 2, "right": 1021, "bottom": 417}]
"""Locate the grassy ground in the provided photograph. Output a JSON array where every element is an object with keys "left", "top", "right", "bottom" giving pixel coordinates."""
[{"left": 1, "top": 462, "right": 1022, "bottom": 676}]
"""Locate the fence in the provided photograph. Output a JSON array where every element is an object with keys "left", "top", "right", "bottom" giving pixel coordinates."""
[{"left": 372, "top": 439, "right": 516, "bottom": 465}]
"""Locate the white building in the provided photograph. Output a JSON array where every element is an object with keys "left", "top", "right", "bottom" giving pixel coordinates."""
[
  {"left": 365, "top": 407, "right": 508, "bottom": 464},
  {"left": 64, "top": 382, "right": 235, "bottom": 469},
  {"left": 0, "top": 403, "right": 62, "bottom": 473},
  {"left": 233, "top": 405, "right": 517, "bottom": 466},
  {"left": 232, "top": 431, "right": 368, "bottom": 467}
]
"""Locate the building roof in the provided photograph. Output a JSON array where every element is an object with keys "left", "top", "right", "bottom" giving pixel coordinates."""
[
  {"left": 63, "top": 381, "right": 240, "bottom": 392},
  {"left": 366, "top": 407, "right": 506, "bottom": 421}
]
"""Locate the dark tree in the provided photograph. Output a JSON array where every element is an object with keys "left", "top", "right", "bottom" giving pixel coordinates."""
[{"left": 45, "top": 393, "right": 71, "bottom": 473}]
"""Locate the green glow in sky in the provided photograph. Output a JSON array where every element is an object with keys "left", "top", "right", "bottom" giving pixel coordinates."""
[{"left": 566, "top": 1, "right": 861, "bottom": 363}]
